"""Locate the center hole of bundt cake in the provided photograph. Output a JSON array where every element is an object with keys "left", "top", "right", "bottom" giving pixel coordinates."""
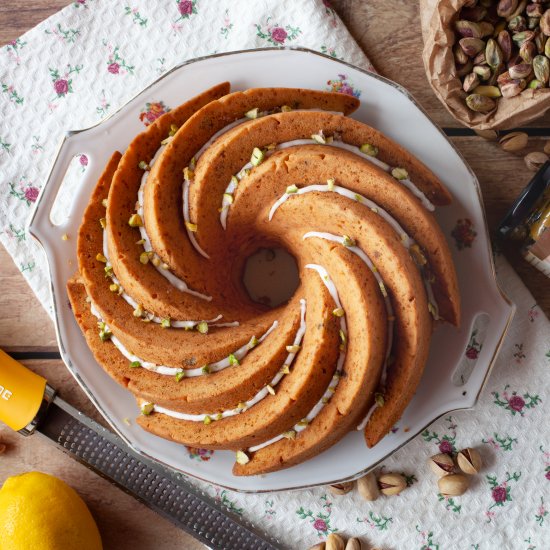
[{"left": 242, "top": 247, "right": 300, "bottom": 308}]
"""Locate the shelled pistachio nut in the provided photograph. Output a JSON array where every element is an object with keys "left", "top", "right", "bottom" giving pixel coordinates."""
[
  {"left": 326, "top": 533, "right": 345, "bottom": 550},
  {"left": 508, "top": 15, "right": 527, "bottom": 33},
  {"left": 455, "top": 20, "right": 483, "bottom": 38},
  {"left": 345, "top": 539, "right": 362, "bottom": 550},
  {"left": 464, "top": 72, "right": 481, "bottom": 92},
  {"left": 357, "top": 472, "right": 379, "bottom": 501},
  {"left": 428, "top": 453, "right": 455, "bottom": 477},
  {"left": 520, "top": 40, "right": 537, "bottom": 62},
  {"left": 535, "top": 31, "right": 547, "bottom": 54},
  {"left": 509, "top": 0, "right": 529, "bottom": 22},
  {"left": 528, "top": 79, "right": 544, "bottom": 89},
  {"left": 328, "top": 481, "right": 355, "bottom": 496},
  {"left": 466, "top": 93, "right": 497, "bottom": 112},
  {"left": 509, "top": 62, "right": 533, "bottom": 79},
  {"left": 533, "top": 55, "right": 550, "bottom": 83},
  {"left": 460, "top": 37, "right": 486, "bottom": 57},
  {"left": 479, "top": 21, "right": 495, "bottom": 37},
  {"left": 457, "top": 60, "right": 474, "bottom": 78},
  {"left": 513, "top": 30, "right": 536, "bottom": 46},
  {"left": 527, "top": 3, "right": 545, "bottom": 19},
  {"left": 500, "top": 78, "right": 527, "bottom": 97},
  {"left": 473, "top": 50, "right": 487, "bottom": 65},
  {"left": 497, "top": 0, "right": 519, "bottom": 19},
  {"left": 473, "top": 64, "right": 492, "bottom": 80},
  {"left": 473, "top": 85, "right": 502, "bottom": 97},
  {"left": 544, "top": 140, "right": 550, "bottom": 155},
  {"left": 499, "top": 131, "right": 529, "bottom": 151},
  {"left": 541, "top": 9, "right": 550, "bottom": 36},
  {"left": 378, "top": 473, "right": 407, "bottom": 496},
  {"left": 457, "top": 448, "right": 483, "bottom": 474},
  {"left": 454, "top": 43, "right": 469, "bottom": 65},
  {"left": 438, "top": 473, "right": 470, "bottom": 496},
  {"left": 497, "top": 30, "right": 513, "bottom": 60},
  {"left": 524, "top": 151, "right": 549, "bottom": 171},
  {"left": 486, "top": 38, "right": 504, "bottom": 68},
  {"left": 545, "top": 37, "right": 550, "bottom": 57}
]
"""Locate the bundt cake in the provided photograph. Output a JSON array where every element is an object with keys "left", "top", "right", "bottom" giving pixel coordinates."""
[{"left": 67, "top": 83, "right": 460, "bottom": 476}]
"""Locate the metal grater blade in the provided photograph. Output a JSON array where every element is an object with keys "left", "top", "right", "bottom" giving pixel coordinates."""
[{"left": 36, "top": 398, "right": 287, "bottom": 550}]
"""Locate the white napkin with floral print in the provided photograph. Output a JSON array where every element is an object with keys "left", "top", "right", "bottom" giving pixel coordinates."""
[{"left": 1, "top": 1, "right": 548, "bottom": 549}]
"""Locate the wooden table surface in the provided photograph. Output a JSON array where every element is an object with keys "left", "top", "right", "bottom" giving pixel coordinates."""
[{"left": 1, "top": 2, "right": 549, "bottom": 549}]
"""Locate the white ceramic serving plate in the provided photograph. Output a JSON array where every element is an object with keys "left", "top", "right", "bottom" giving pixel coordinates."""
[{"left": 28, "top": 48, "right": 514, "bottom": 493}]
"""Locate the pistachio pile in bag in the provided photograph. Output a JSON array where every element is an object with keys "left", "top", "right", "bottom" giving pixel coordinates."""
[{"left": 420, "top": 0, "right": 550, "bottom": 130}]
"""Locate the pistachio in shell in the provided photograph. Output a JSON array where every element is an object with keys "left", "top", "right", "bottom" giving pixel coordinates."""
[
  {"left": 541, "top": 9, "right": 550, "bottom": 36},
  {"left": 486, "top": 38, "right": 504, "bottom": 69},
  {"left": 438, "top": 474, "right": 470, "bottom": 497},
  {"left": 345, "top": 539, "right": 363, "bottom": 550},
  {"left": 497, "top": 30, "right": 513, "bottom": 61},
  {"left": 328, "top": 481, "right": 355, "bottom": 496},
  {"left": 357, "top": 472, "right": 380, "bottom": 501},
  {"left": 326, "top": 534, "right": 345, "bottom": 550},
  {"left": 497, "top": 0, "right": 519, "bottom": 19},
  {"left": 524, "top": 151, "right": 550, "bottom": 171},
  {"left": 466, "top": 93, "right": 497, "bottom": 112},
  {"left": 455, "top": 20, "right": 483, "bottom": 39},
  {"left": 456, "top": 448, "right": 483, "bottom": 475},
  {"left": 499, "top": 131, "right": 529, "bottom": 152},
  {"left": 533, "top": 55, "right": 550, "bottom": 84},
  {"left": 509, "top": 63, "right": 533, "bottom": 79},
  {"left": 464, "top": 72, "right": 481, "bottom": 92},
  {"left": 475, "top": 129, "right": 499, "bottom": 140},
  {"left": 378, "top": 473, "right": 407, "bottom": 496},
  {"left": 309, "top": 544, "right": 326, "bottom": 550},
  {"left": 460, "top": 37, "right": 486, "bottom": 57},
  {"left": 428, "top": 453, "right": 455, "bottom": 477}
]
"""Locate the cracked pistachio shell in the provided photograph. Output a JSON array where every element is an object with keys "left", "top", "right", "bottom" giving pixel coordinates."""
[
  {"left": 455, "top": 20, "right": 483, "bottom": 38},
  {"left": 328, "top": 481, "right": 355, "bottom": 496},
  {"left": 486, "top": 38, "right": 504, "bottom": 69},
  {"left": 525, "top": 151, "right": 550, "bottom": 171},
  {"left": 464, "top": 72, "right": 481, "bottom": 92},
  {"left": 460, "top": 37, "right": 486, "bottom": 57},
  {"left": 473, "top": 64, "right": 492, "bottom": 80},
  {"left": 541, "top": 9, "right": 550, "bottom": 36},
  {"left": 357, "top": 472, "right": 379, "bottom": 501},
  {"left": 345, "top": 539, "right": 363, "bottom": 550},
  {"left": 497, "top": 0, "right": 519, "bottom": 18},
  {"left": 466, "top": 93, "right": 497, "bottom": 112},
  {"left": 428, "top": 453, "right": 455, "bottom": 477},
  {"left": 497, "top": 30, "right": 513, "bottom": 61},
  {"left": 533, "top": 55, "right": 550, "bottom": 83},
  {"left": 499, "top": 131, "right": 528, "bottom": 152},
  {"left": 438, "top": 474, "right": 470, "bottom": 496},
  {"left": 454, "top": 43, "right": 469, "bottom": 65},
  {"left": 509, "top": 63, "right": 533, "bottom": 79},
  {"left": 457, "top": 448, "right": 483, "bottom": 474},
  {"left": 378, "top": 473, "right": 407, "bottom": 496},
  {"left": 326, "top": 534, "right": 345, "bottom": 550}
]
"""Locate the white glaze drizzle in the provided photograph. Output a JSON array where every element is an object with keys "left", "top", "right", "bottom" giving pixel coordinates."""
[
  {"left": 90, "top": 301, "right": 278, "bottom": 378},
  {"left": 145, "top": 299, "right": 307, "bottom": 421},
  {"left": 248, "top": 266, "right": 346, "bottom": 453},
  {"left": 269, "top": 181, "right": 439, "bottom": 319}
]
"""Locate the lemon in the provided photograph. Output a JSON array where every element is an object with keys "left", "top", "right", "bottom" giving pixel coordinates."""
[{"left": 0, "top": 471, "right": 102, "bottom": 550}]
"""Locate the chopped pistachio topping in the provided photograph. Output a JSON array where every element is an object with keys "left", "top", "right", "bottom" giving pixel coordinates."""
[
  {"left": 109, "top": 283, "right": 119, "bottom": 293},
  {"left": 96, "top": 253, "right": 107, "bottom": 263},
  {"left": 237, "top": 402, "right": 247, "bottom": 410},
  {"left": 160, "top": 318, "right": 171, "bottom": 329},
  {"left": 378, "top": 281, "right": 388, "bottom": 298},
  {"left": 189, "top": 157, "right": 197, "bottom": 170},
  {"left": 332, "top": 307, "right": 345, "bottom": 317},
  {"left": 196, "top": 321, "right": 209, "bottom": 334},
  {"left": 428, "top": 302, "right": 439, "bottom": 320},
  {"left": 265, "top": 143, "right": 276, "bottom": 151},
  {"left": 360, "top": 143, "right": 379, "bottom": 157},
  {"left": 216, "top": 413, "right": 223, "bottom": 421},
  {"left": 354, "top": 193, "right": 363, "bottom": 203},
  {"left": 160, "top": 136, "right": 171, "bottom": 146},
  {"left": 311, "top": 133, "right": 326, "bottom": 144},
  {"left": 228, "top": 353, "right": 239, "bottom": 366},
  {"left": 183, "top": 166, "right": 194, "bottom": 181},
  {"left": 280, "top": 364, "right": 291, "bottom": 374},
  {"left": 241, "top": 168, "right": 251, "bottom": 178},
  {"left": 328, "top": 386, "right": 336, "bottom": 394},
  {"left": 282, "top": 430, "right": 297, "bottom": 439},
  {"left": 339, "top": 329, "right": 347, "bottom": 344},
  {"left": 129, "top": 361, "right": 141, "bottom": 368},
  {"left": 161, "top": 262, "right": 170, "bottom": 270},
  {"left": 169, "top": 124, "right": 179, "bottom": 136},
  {"left": 138, "top": 160, "right": 150, "bottom": 171},
  {"left": 101, "top": 198, "right": 108, "bottom": 208},
  {"left": 371, "top": 206, "right": 379, "bottom": 214},
  {"left": 135, "top": 238, "right": 146, "bottom": 245},
  {"left": 141, "top": 403, "right": 154, "bottom": 415},
  {"left": 151, "top": 256, "right": 161, "bottom": 267},
  {"left": 247, "top": 336, "right": 259, "bottom": 350},
  {"left": 99, "top": 217, "right": 107, "bottom": 229},
  {"left": 391, "top": 167, "right": 408, "bottom": 180},
  {"left": 128, "top": 213, "right": 143, "bottom": 227},
  {"left": 175, "top": 371, "right": 185, "bottom": 382},
  {"left": 98, "top": 322, "right": 112, "bottom": 342},
  {"left": 223, "top": 193, "right": 234, "bottom": 204},
  {"left": 266, "top": 384, "right": 275, "bottom": 396},
  {"left": 280, "top": 105, "right": 292, "bottom": 112},
  {"left": 286, "top": 184, "right": 299, "bottom": 194},
  {"left": 61, "top": 233, "right": 69, "bottom": 241},
  {"left": 297, "top": 418, "right": 310, "bottom": 427},
  {"left": 375, "top": 392, "right": 385, "bottom": 407},
  {"left": 201, "top": 364, "right": 211, "bottom": 374},
  {"left": 245, "top": 107, "right": 259, "bottom": 119},
  {"left": 230, "top": 175, "right": 239, "bottom": 187},
  {"left": 326, "top": 178, "right": 335, "bottom": 191},
  {"left": 139, "top": 252, "right": 150, "bottom": 264},
  {"left": 203, "top": 415, "right": 212, "bottom": 425},
  {"left": 133, "top": 304, "right": 144, "bottom": 318},
  {"left": 410, "top": 244, "right": 427, "bottom": 266},
  {"left": 235, "top": 450, "right": 250, "bottom": 465},
  {"left": 104, "top": 265, "right": 113, "bottom": 278},
  {"left": 185, "top": 221, "right": 198, "bottom": 232},
  {"left": 286, "top": 344, "right": 301, "bottom": 353},
  {"left": 342, "top": 235, "right": 356, "bottom": 247},
  {"left": 250, "top": 147, "right": 264, "bottom": 166}
]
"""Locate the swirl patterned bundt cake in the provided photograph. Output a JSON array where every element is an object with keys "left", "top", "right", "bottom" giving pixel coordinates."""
[{"left": 67, "top": 83, "right": 460, "bottom": 476}]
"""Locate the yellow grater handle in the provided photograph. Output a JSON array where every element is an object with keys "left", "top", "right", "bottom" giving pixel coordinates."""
[{"left": 0, "top": 349, "right": 48, "bottom": 432}]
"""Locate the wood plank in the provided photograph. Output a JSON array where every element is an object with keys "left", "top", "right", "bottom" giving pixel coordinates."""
[{"left": 0, "top": 358, "right": 204, "bottom": 550}]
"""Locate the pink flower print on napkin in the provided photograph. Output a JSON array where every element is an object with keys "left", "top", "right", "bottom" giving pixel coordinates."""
[
  {"left": 107, "top": 62, "right": 119, "bottom": 74},
  {"left": 255, "top": 17, "right": 301, "bottom": 47},
  {"left": 270, "top": 27, "right": 288, "bottom": 43}
]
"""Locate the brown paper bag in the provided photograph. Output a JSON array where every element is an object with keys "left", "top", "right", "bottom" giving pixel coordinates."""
[{"left": 420, "top": 0, "right": 550, "bottom": 130}]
